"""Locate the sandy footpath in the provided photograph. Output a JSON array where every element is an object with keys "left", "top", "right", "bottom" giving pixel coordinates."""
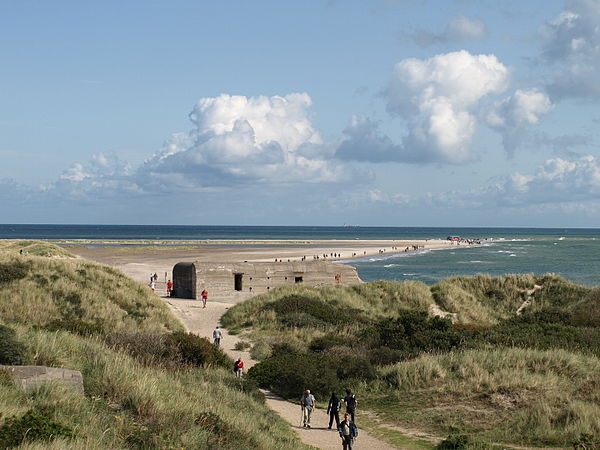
[{"left": 162, "top": 295, "right": 395, "bottom": 450}]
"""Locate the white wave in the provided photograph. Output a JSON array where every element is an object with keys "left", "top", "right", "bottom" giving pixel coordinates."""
[{"left": 509, "top": 254, "right": 517, "bottom": 257}]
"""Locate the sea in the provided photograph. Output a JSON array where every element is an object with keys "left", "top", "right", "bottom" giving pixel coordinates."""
[{"left": 1, "top": 224, "right": 599, "bottom": 287}]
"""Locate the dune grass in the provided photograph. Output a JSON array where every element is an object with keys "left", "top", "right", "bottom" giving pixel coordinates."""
[
  {"left": 0, "top": 240, "right": 307, "bottom": 449},
  {"left": 375, "top": 347, "right": 600, "bottom": 446},
  {"left": 0, "top": 252, "right": 182, "bottom": 335},
  {"left": 0, "top": 327, "right": 306, "bottom": 449}
]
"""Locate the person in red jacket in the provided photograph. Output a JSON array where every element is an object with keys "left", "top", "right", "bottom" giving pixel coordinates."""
[
  {"left": 201, "top": 289, "right": 208, "bottom": 308},
  {"left": 234, "top": 358, "right": 244, "bottom": 377},
  {"left": 166, "top": 280, "right": 173, "bottom": 297}
]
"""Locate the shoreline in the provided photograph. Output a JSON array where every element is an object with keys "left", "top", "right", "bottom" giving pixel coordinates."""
[{"left": 55, "top": 238, "right": 480, "bottom": 293}]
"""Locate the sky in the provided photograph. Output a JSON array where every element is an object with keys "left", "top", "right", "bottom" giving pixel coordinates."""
[{"left": 2, "top": 0, "right": 600, "bottom": 227}]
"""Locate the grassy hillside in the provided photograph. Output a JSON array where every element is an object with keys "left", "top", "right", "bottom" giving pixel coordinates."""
[
  {"left": 0, "top": 241, "right": 307, "bottom": 449},
  {"left": 222, "top": 275, "right": 600, "bottom": 448}
]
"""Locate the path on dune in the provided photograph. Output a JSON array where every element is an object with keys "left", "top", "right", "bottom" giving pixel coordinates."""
[{"left": 163, "top": 296, "right": 395, "bottom": 450}]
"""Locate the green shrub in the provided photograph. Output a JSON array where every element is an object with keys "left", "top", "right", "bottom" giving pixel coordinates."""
[
  {"left": 233, "top": 341, "right": 251, "bottom": 351},
  {"left": 368, "top": 347, "right": 405, "bottom": 366},
  {"left": 361, "top": 311, "right": 466, "bottom": 360},
  {"left": 249, "top": 353, "right": 339, "bottom": 399},
  {"left": 279, "top": 311, "right": 329, "bottom": 328},
  {"left": 0, "top": 261, "right": 29, "bottom": 284},
  {"left": 165, "top": 331, "right": 232, "bottom": 369},
  {"left": 268, "top": 295, "right": 362, "bottom": 326},
  {"left": 435, "top": 434, "right": 471, "bottom": 449},
  {"left": 0, "top": 409, "right": 73, "bottom": 448},
  {"left": 572, "top": 288, "right": 600, "bottom": 327},
  {"left": 108, "top": 331, "right": 233, "bottom": 369},
  {"left": 0, "top": 325, "right": 26, "bottom": 365},
  {"left": 250, "top": 341, "right": 272, "bottom": 361},
  {"left": 309, "top": 334, "right": 347, "bottom": 352}
]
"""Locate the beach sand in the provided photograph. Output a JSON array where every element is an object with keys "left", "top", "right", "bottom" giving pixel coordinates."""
[{"left": 66, "top": 238, "right": 462, "bottom": 290}]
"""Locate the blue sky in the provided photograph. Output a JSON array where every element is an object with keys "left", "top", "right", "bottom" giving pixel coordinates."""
[{"left": 2, "top": 0, "right": 600, "bottom": 226}]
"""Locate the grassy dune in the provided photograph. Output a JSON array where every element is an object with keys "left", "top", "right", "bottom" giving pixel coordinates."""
[
  {"left": 377, "top": 347, "right": 600, "bottom": 445},
  {"left": 0, "top": 241, "right": 307, "bottom": 449},
  {"left": 223, "top": 275, "right": 599, "bottom": 448}
]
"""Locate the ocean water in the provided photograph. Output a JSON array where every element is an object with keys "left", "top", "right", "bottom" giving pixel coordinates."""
[{"left": 1, "top": 225, "right": 599, "bottom": 287}]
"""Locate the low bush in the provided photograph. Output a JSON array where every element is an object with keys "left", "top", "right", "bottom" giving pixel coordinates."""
[
  {"left": 368, "top": 346, "right": 405, "bottom": 366},
  {"left": 360, "top": 311, "right": 466, "bottom": 360},
  {"left": 0, "top": 325, "right": 26, "bottom": 365},
  {"left": 0, "top": 409, "right": 73, "bottom": 448},
  {"left": 250, "top": 341, "right": 272, "bottom": 361},
  {"left": 249, "top": 353, "right": 339, "bottom": 399},
  {"left": 572, "top": 288, "right": 600, "bottom": 327},
  {"left": 309, "top": 334, "right": 347, "bottom": 352},
  {"left": 107, "top": 331, "right": 232, "bottom": 369},
  {"left": 233, "top": 341, "right": 251, "bottom": 351},
  {"left": 267, "top": 294, "right": 362, "bottom": 326},
  {"left": 165, "top": 331, "right": 232, "bottom": 369},
  {"left": 0, "top": 261, "right": 29, "bottom": 284}
]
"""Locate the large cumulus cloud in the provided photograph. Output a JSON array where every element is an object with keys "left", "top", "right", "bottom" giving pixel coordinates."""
[
  {"left": 337, "top": 50, "right": 509, "bottom": 164},
  {"left": 486, "top": 89, "right": 554, "bottom": 155},
  {"left": 541, "top": 0, "right": 600, "bottom": 99},
  {"left": 137, "top": 93, "right": 344, "bottom": 191}
]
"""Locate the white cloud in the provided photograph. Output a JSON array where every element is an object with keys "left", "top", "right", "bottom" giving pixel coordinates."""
[
  {"left": 337, "top": 51, "right": 509, "bottom": 164},
  {"left": 138, "top": 93, "right": 345, "bottom": 190},
  {"left": 407, "top": 15, "right": 487, "bottom": 47},
  {"left": 486, "top": 89, "right": 554, "bottom": 155},
  {"left": 540, "top": 0, "right": 600, "bottom": 99}
]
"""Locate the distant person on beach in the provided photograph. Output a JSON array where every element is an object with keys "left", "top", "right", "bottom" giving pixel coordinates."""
[
  {"left": 201, "top": 289, "right": 208, "bottom": 308},
  {"left": 149, "top": 281, "right": 155, "bottom": 292},
  {"left": 153, "top": 272, "right": 158, "bottom": 281},
  {"left": 300, "top": 389, "right": 315, "bottom": 428},
  {"left": 166, "top": 280, "right": 173, "bottom": 296},
  {"left": 338, "top": 413, "right": 358, "bottom": 449},
  {"left": 212, "top": 326, "right": 222, "bottom": 346},
  {"left": 234, "top": 358, "right": 244, "bottom": 377},
  {"left": 344, "top": 389, "right": 358, "bottom": 423},
  {"left": 327, "top": 391, "right": 341, "bottom": 429}
]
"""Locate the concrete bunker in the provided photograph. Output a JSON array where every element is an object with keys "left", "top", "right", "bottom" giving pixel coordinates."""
[
  {"left": 172, "top": 262, "right": 197, "bottom": 299},
  {"left": 171, "top": 261, "right": 361, "bottom": 299}
]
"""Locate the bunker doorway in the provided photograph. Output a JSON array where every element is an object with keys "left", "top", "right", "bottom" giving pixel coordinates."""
[
  {"left": 172, "top": 262, "right": 197, "bottom": 299},
  {"left": 234, "top": 273, "right": 243, "bottom": 291},
  {"left": 295, "top": 276, "right": 303, "bottom": 283}
]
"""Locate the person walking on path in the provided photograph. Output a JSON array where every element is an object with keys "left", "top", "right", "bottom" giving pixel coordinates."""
[
  {"left": 338, "top": 413, "right": 358, "bottom": 450},
  {"left": 343, "top": 389, "right": 358, "bottom": 423},
  {"left": 201, "top": 289, "right": 208, "bottom": 308},
  {"left": 234, "top": 358, "right": 244, "bottom": 378},
  {"left": 327, "top": 391, "right": 341, "bottom": 430},
  {"left": 300, "top": 389, "right": 315, "bottom": 428},
  {"left": 212, "top": 326, "right": 222, "bottom": 347},
  {"left": 166, "top": 279, "right": 173, "bottom": 297}
]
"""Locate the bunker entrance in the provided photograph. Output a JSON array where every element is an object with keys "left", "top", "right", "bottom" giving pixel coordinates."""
[
  {"left": 234, "top": 273, "right": 243, "bottom": 291},
  {"left": 172, "top": 262, "right": 197, "bottom": 299},
  {"left": 295, "top": 276, "right": 303, "bottom": 283}
]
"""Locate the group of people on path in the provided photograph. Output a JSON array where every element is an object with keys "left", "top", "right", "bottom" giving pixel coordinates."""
[{"left": 300, "top": 389, "right": 359, "bottom": 449}]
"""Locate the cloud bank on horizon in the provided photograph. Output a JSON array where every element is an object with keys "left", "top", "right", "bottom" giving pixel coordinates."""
[{"left": 2, "top": 0, "right": 600, "bottom": 226}]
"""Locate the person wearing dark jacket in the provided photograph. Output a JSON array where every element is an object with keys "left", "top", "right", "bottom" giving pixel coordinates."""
[
  {"left": 343, "top": 389, "right": 358, "bottom": 423},
  {"left": 338, "top": 413, "right": 358, "bottom": 449},
  {"left": 327, "top": 392, "right": 341, "bottom": 430}
]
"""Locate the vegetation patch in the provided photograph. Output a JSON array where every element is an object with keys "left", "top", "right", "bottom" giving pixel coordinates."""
[
  {"left": 0, "top": 409, "right": 73, "bottom": 448},
  {"left": 0, "top": 325, "right": 26, "bottom": 365}
]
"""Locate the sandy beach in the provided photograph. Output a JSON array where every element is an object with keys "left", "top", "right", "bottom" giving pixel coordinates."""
[{"left": 65, "top": 238, "right": 469, "bottom": 290}]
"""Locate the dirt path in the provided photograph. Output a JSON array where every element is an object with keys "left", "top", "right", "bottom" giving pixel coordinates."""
[{"left": 162, "top": 296, "right": 395, "bottom": 450}]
